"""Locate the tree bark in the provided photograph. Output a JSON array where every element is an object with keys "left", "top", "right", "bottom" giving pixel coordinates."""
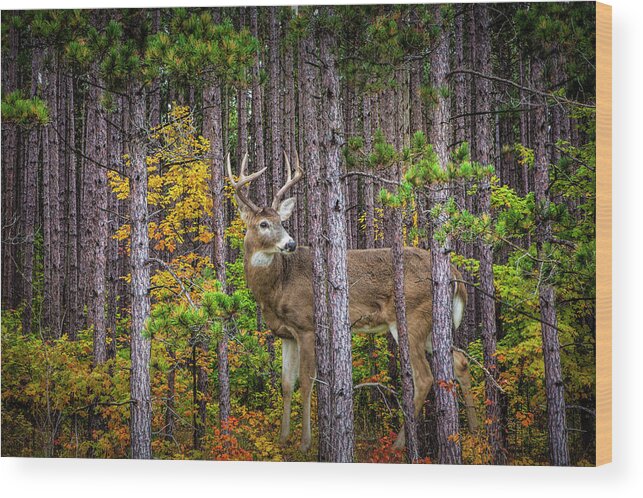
[
  {"left": 128, "top": 86, "right": 152, "bottom": 459},
  {"left": 282, "top": 27, "right": 298, "bottom": 238},
  {"left": 21, "top": 46, "right": 44, "bottom": 337},
  {"left": 1, "top": 22, "right": 19, "bottom": 309},
  {"left": 237, "top": 86, "right": 248, "bottom": 167},
  {"left": 428, "top": 6, "right": 461, "bottom": 465},
  {"left": 42, "top": 50, "right": 64, "bottom": 338},
  {"left": 203, "top": 82, "right": 227, "bottom": 283},
  {"left": 250, "top": 7, "right": 275, "bottom": 386},
  {"left": 472, "top": 3, "right": 506, "bottom": 465},
  {"left": 250, "top": 6, "right": 267, "bottom": 209},
  {"left": 86, "top": 70, "right": 109, "bottom": 366},
  {"left": 106, "top": 94, "right": 122, "bottom": 358},
  {"left": 203, "top": 53, "right": 230, "bottom": 427},
  {"left": 391, "top": 206, "right": 420, "bottom": 462},
  {"left": 300, "top": 23, "right": 332, "bottom": 462},
  {"left": 268, "top": 7, "right": 282, "bottom": 198},
  {"left": 532, "top": 55, "right": 570, "bottom": 467},
  {"left": 64, "top": 71, "right": 80, "bottom": 339},
  {"left": 320, "top": 12, "right": 354, "bottom": 463},
  {"left": 164, "top": 349, "right": 176, "bottom": 443},
  {"left": 362, "top": 93, "right": 375, "bottom": 249}
]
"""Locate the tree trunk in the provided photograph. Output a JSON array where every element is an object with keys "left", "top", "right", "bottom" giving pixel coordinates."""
[
  {"left": 428, "top": 6, "right": 461, "bottom": 465},
  {"left": 282, "top": 27, "right": 297, "bottom": 237},
  {"left": 86, "top": 71, "right": 109, "bottom": 366},
  {"left": 250, "top": 6, "right": 267, "bottom": 211},
  {"left": 300, "top": 24, "right": 332, "bottom": 462},
  {"left": 409, "top": 65, "right": 424, "bottom": 136},
  {"left": 21, "top": 46, "right": 44, "bottom": 336},
  {"left": 362, "top": 93, "right": 376, "bottom": 249},
  {"left": 106, "top": 94, "right": 122, "bottom": 358},
  {"left": 203, "top": 82, "right": 227, "bottom": 283},
  {"left": 519, "top": 58, "right": 531, "bottom": 196},
  {"left": 532, "top": 55, "right": 569, "bottom": 467},
  {"left": 148, "top": 10, "right": 162, "bottom": 130},
  {"left": 472, "top": 3, "right": 506, "bottom": 465},
  {"left": 203, "top": 68, "right": 231, "bottom": 427},
  {"left": 391, "top": 206, "right": 420, "bottom": 462},
  {"left": 250, "top": 7, "right": 275, "bottom": 386},
  {"left": 128, "top": 86, "right": 152, "bottom": 459},
  {"left": 1, "top": 22, "right": 19, "bottom": 309},
  {"left": 64, "top": 71, "right": 80, "bottom": 339},
  {"left": 164, "top": 348, "right": 176, "bottom": 443},
  {"left": 452, "top": 4, "right": 477, "bottom": 348},
  {"left": 320, "top": 13, "right": 354, "bottom": 463},
  {"left": 237, "top": 86, "right": 248, "bottom": 166},
  {"left": 268, "top": 7, "right": 282, "bottom": 198},
  {"left": 42, "top": 50, "right": 63, "bottom": 338}
]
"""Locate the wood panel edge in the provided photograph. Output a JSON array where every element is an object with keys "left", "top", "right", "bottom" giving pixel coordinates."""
[{"left": 595, "top": 1, "right": 612, "bottom": 467}]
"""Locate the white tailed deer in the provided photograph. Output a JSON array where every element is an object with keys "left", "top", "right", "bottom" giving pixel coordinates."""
[{"left": 228, "top": 152, "right": 479, "bottom": 452}]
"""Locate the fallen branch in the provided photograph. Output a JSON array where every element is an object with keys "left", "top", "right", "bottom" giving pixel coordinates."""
[
  {"left": 453, "top": 278, "right": 566, "bottom": 335},
  {"left": 341, "top": 171, "right": 400, "bottom": 187},
  {"left": 448, "top": 68, "right": 595, "bottom": 109},
  {"left": 71, "top": 399, "right": 133, "bottom": 414},
  {"left": 354, "top": 382, "right": 401, "bottom": 412},
  {"left": 146, "top": 258, "right": 196, "bottom": 308},
  {"left": 452, "top": 346, "right": 507, "bottom": 394},
  {"left": 354, "top": 382, "right": 398, "bottom": 396},
  {"left": 566, "top": 404, "right": 596, "bottom": 417}
]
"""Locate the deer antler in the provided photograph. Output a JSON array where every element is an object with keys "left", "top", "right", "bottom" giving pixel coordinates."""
[
  {"left": 272, "top": 151, "right": 304, "bottom": 210},
  {"left": 226, "top": 152, "right": 267, "bottom": 214}
]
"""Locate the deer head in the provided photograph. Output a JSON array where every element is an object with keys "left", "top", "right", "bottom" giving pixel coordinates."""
[{"left": 227, "top": 152, "right": 303, "bottom": 266}]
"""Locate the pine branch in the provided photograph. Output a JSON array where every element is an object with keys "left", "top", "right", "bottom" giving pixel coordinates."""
[
  {"left": 50, "top": 123, "right": 127, "bottom": 177},
  {"left": 448, "top": 68, "right": 595, "bottom": 109}
]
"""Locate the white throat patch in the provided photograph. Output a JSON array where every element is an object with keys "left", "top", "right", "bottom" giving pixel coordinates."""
[{"left": 251, "top": 251, "right": 274, "bottom": 267}]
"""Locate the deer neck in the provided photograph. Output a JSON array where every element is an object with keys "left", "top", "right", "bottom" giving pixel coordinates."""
[{"left": 244, "top": 245, "right": 285, "bottom": 306}]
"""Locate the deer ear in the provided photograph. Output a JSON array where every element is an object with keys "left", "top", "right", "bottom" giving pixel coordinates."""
[
  {"left": 278, "top": 197, "right": 296, "bottom": 221},
  {"left": 236, "top": 195, "right": 254, "bottom": 224}
]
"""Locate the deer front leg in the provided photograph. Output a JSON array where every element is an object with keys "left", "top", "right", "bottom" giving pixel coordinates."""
[
  {"left": 392, "top": 324, "right": 434, "bottom": 450},
  {"left": 297, "top": 333, "right": 316, "bottom": 453},
  {"left": 453, "top": 349, "right": 479, "bottom": 433},
  {"left": 280, "top": 337, "right": 300, "bottom": 444}
]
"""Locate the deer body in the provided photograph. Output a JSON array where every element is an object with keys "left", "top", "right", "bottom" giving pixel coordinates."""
[{"left": 229, "top": 153, "right": 478, "bottom": 453}]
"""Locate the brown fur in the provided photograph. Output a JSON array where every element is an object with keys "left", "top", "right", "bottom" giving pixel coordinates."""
[{"left": 242, "top": 207, "right": 477, "bottom": 451}]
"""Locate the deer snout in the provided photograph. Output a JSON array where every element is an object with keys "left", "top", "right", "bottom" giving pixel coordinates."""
[{"left": 277, "top": 234, "right": 297, "bottom": 253}]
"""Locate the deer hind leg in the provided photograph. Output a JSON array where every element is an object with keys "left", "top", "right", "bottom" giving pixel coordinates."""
[
  {"left": 390, "top": 322, "right": 434, "bottom": 450},
  {"left": 296, "top": 333, "right": 316, "bottom": 452},
  {"left": 280, "top": 337, "right": 300, "bottom": 444},
  {"left": 453, "top": 349, "right": 479, "bottom": 433}
]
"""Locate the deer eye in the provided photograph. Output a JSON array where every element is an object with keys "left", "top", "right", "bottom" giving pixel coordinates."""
[{"left": 259, "top": 221, "right": 269, "bottom": 229}]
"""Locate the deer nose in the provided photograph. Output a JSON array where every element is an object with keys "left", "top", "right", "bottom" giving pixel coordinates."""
[{"left": 285, "top": 240, "right": 297, "bottom": 252}]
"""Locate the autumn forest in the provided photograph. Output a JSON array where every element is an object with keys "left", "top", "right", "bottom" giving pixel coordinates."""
[{"left": 1, "top": 3, "right": 597, "bottom": 465}]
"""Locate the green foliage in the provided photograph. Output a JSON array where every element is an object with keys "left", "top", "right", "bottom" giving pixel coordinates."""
[
  {"left": 1, "top": 90, "right": 49, "bottom": 125},
  {"left": 1, "top": 311, "right": 131, "bottom": 458},
  {"left": 146, "top": 13, "right": 258, "bottom": 86},
  {"left": 513, "top": 2, "right": 596, "bottom": 99}
]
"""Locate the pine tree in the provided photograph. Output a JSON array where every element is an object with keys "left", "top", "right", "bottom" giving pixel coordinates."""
[
  {"left": 532, "top": 54, "right": 570, "bottom": 467},
  {"left": 1, "top": 18, "right": 20, "bottom": 310},
  {"left": 320, "top": 7, "right": 354, "bottom": 463},
  {"left": 428, "top": 5, "right": 462, "bottom": 465},
  {"left": 298, "top": 10, "right": 332, "bottom": 460},
  {"left": 471, "top": 3, "right": 506, "bottom": 465}
]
